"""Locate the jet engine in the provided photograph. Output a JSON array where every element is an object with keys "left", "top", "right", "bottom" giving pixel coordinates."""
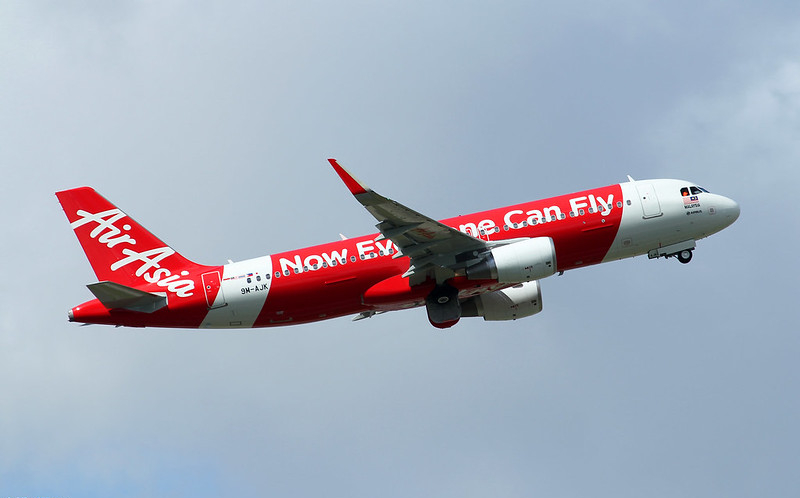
[
  {"left": 466, "top": 237, "right": 556, "bottom": 283},
  {"left": 461, "top": 281, "right": 543, "bottom": 321}
]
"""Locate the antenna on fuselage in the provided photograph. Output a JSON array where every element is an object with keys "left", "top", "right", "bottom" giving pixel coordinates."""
[{"left": 626, "top": 175, "right": 636, "bottom": 182}]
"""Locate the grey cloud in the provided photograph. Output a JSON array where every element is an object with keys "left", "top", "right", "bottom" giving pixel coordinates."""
[{"left": 2, "top": 1, "right": 798, "bottom": 497}]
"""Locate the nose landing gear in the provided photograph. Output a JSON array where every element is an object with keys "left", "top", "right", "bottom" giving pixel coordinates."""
[
  {"left": 648, "top": 240, "right": 696, "bottom": 264},
  {"left": 676, "top": 249, "right": 693, "bottom": 264}
]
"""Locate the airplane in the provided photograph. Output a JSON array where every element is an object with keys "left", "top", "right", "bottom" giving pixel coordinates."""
[{"left": 56, "top": 159, "right": 740, "bottom": 329}]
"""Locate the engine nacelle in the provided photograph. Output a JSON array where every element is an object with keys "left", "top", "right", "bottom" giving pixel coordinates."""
[
  {"left": 466, "top": 237, "right": 556, "bottom": 283},
  {"left": 461, "top": 281, "right": 543, "bottom": 321}
]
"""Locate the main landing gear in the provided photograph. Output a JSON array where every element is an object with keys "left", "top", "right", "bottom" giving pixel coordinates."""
[{"left": 426, "top": 284, "right": 461, "bottom": 329}]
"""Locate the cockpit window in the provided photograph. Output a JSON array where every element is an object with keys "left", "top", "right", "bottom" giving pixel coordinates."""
[{"left": 682, "top": 186, "right": 710, "bottom": 196}]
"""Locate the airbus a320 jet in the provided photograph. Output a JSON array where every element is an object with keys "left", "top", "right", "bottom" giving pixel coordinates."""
[{"left": 57, "top": 160, "right": 739, "bottom": 329}]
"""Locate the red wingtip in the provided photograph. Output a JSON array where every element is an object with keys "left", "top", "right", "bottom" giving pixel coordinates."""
[{"left": 328, "top": 158, "right": 369, "bottom": 195}]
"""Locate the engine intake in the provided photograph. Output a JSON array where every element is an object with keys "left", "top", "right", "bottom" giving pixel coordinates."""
[
  {"left": 461, "top": 281, "right": 543, "bottom": 321},
  {"left": 466, "top": 237, "right": 556, "bottom": 283}
]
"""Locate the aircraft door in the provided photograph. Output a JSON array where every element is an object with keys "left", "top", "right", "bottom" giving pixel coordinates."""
[
  {"left": 202, "top": 271, "right": 227, "bottom": 309},
  {"left": 636, "top": 183, "right": 663, "bottom": 219}
]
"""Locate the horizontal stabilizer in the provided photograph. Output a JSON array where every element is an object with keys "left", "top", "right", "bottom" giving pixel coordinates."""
[{"left": 87, "top": 281, "right": 167, "bottom": 313}]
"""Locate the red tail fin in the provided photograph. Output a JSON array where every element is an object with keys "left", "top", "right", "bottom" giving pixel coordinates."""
[{"left": 56, "top": 187, "right": 201, "bottom": 296}]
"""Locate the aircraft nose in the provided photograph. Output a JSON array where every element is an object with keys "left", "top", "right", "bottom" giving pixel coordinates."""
[
  {"left": 715, "top": 195, "right": 740, "bottom": 227},
  {"left": 723, "top": 196, "right": 740, "bottom": 221}
]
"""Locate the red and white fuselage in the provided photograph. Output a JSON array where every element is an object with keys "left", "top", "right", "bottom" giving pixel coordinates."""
[{"left": 57, "top": 161, "right": 739, "bottom": 329}]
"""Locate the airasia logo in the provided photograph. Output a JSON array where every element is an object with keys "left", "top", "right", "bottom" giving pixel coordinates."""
[{"left": 70, "top": 208, "right": 195, "bottom": 297}]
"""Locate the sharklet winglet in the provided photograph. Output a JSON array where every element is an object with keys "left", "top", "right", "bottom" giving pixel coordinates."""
[{"left": 329, "top": 158, "right": 371, "bottom": 195}]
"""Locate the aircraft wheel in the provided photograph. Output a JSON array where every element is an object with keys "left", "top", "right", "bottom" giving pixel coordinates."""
[
  {"left": 677, "top": 250, "right": 693, "bottom": 264},
  {"left": 426, "top": 284, "right": 461, "bottom": 328}
]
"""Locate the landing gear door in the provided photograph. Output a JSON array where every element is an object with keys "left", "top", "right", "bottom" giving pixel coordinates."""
[
  {"left": 202, "top": 271, "right": 227, "bottom": 309},
  {"left": 636, "top": 183, "right": 663, "bottom": 219}
]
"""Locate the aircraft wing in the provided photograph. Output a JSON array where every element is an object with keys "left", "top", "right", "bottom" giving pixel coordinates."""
[{"left": 329, "top": 159, "right": 488, "bottom": 283}]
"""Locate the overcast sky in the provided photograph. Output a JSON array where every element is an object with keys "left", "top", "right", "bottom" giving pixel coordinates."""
[{"left": 2, "top": 1, "right": 799, "bottom": 496}]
